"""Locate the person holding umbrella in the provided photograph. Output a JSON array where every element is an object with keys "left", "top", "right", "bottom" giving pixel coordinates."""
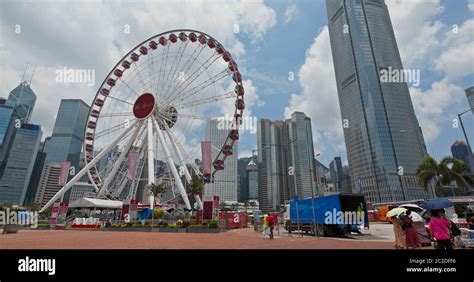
[
  {"left": 402, "top": 210, "right": 421, "bottom": 249},
  {"left": 428, "top": 209, "right": 452, "bottom": 250},
  {"left": 387, "top": 207, "right": 408, "bottom": 249}
]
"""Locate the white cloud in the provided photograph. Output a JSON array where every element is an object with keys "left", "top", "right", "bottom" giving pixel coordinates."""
[
  {"left": 410, "top": 79, "right": 464, "bottom": 142},
  {"left": 435, "top": 19, "right": 474, "bottom": 81},
  {"left": 469, "top": 0, "right": 474, "bottom": 12},
  {"left": 284, "top": 26, "right": 343, "bottom": 154},
  {"left": 284, "top": 4, "right": 298, "bottom": 24},
  {"left": 387, "top": 0, "right": 444, "bottom": 66}
]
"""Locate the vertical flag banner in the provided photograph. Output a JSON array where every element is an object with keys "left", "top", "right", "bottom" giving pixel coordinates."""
[
  {"left": 128, "top": 152, "right": 139, "bottom": 180},
  {"left": 58, "top": 161, "right": 71, "bottom": 186},
  {"left": 201, "top": 141, "right": 212, "bottom": 174}
]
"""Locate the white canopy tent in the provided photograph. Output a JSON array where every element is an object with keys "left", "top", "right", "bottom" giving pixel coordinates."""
[{"left": 69, "top": 198, "right": 123, "bottom": 209}]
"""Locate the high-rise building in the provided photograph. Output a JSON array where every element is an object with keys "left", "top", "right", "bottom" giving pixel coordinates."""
[
  {"left": 0, "top": 98, "right": 17, "bottom": 171},
  {"left": 340, "top": 165, "right": 352, "bottom": 193},
  {"left": 43, "top": 99, "right": 90, "bottom": 167},
  {"left": 329, "top": 156, "right": 343, "bottom": 190},
  {"left": 247, "top": 160, "right": 258, "bottom": 200},
  {"left": 35, "top": 163, "right": 62, "bottom": 207},
  {"left": 237, "top": 155, "right": 257, "bottom": 203},
  {"left": 257, "top": 112, "right": 316, "bottom": 212},
  {"left": 451, "top": 140, "right": 474, "bottom": 172},
  {"left": 287, "top": 112, "right": 317, "bottom": 199},
  {"left": 466, "top": 86, "right": 474, "bottom": 113},
  {"left": 7, "top": 81, "right": 36, "bottom": 124},
  {"left": 204, "top": 119, "right": 238, "bottom": 202},
  {"left": 0, "top": 124, "right": 42, "bottom": 205},
  {"left": 326, "top": 0, "right": 428, "bottom": 203}
]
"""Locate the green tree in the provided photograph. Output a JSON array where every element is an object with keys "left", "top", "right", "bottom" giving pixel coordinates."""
[
  {"left": 153, "top": 208, "right": 164, "bottom": 219},
  {"left": 416, "top": 156, "right": 474, "bottom": 197},
  {"left": 186, "top": 175, "right": 204, "bottom": 197},
  {"left": 150, "top": 182, "right": 167, "bottom": 197},
  {"left": 25, "top": 202, "right": 40, "bottom": 211}
]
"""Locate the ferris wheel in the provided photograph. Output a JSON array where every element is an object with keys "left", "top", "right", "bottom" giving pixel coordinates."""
[{"left": 39, "top": 29, "right": 245, "bottom": 212}]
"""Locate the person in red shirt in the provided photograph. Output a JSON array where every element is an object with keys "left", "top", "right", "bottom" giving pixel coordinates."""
[{"left": 267, "top": 215, "right": 274, "bottom": 239}]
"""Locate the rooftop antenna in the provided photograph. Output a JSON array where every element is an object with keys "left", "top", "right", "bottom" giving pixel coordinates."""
[
  {"left": 20, "top": 62, "right": 29, "bottom": 84},
  {"left": 28, "top": 64, "right": 37, "bottom": 87}
]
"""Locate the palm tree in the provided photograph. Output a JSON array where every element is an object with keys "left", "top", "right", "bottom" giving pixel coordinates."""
[
  {"left": 186, "top": 175, "right": 204, "bottom": 215},
  {"left": 149, "top": 182, "right": 167, "bottom": 225},
  {"left": 186, "top": 175, "right": 204, "bottom": 197},
  {"left": 416, "top": 156, "right": 474, "bottom": 197}
]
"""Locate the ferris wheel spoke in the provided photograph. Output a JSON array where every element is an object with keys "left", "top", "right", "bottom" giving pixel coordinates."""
[
  {"left": 127, "top": 134, "right": 148, "bottom": 199},
  {"left": 95, "top": 120, "right": 134, "bottom": 138},
  {"left": 107, "top": 95, "right": 134, "bottom": 106},
  {"left": 152, "top": 116, "right": 191, "bottom": 210},
  {"left": 175, "top": 91, "right": 235, "bottom": 109},
  {"left": 158, "top": 44, "right": 171, "bottom": 94},
  {"left": 118, "top": 77, "right": 141, "bottom": 97},
  {"left": 174, "top": 69, "right": 231, "bottom": 105},
  {"left": 160, "top": 41, "right": 188, "bottom": 98},
  {"left": 176, "top": 113, "right": 211, "bottom": 121},
  {"left": 165, "top": 52, "right": 220, "bottom": 103},
  {"left": 97, "top": 121, "right": 143, "bottom": 197},
  {"left": 39, "top": 119, "right": 139, "bottom": 213},
  {"left": 162, "top": 44, "right": 208, "bottom": 102},
  {"left": 99, "top": 112, "right": 133, "bottom": 118}
]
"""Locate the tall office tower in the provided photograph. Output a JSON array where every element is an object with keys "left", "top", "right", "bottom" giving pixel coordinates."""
[
  {"left": 257, "top": 112, "right": 316, "bottom": 212},
  {"left": 466, "top": 86, "right": 474, "bottom": 113},
  {"left": 257, "top": 119, "right": 285, "bottom": 212},
  {"left": 34, "top": 163, "right": 62, "bottom": 207},
  {"left": 7, "top": 81, "right": 37, "bottom": 124},
  {"left": 326, "top": 0, "right": 428, "bottom": 203},
  {"left": 0, "top": 124, "right": 42, "bottom": 205},
  {"left": 286, "top": 112, "right": 317, "bottom": 199},
  {"left": 23, "top": 151, "right": 46, "bottom": 205},
  {"left": 246, "top": 160, "right": 259, "bottom": 201},
  {"left": 205, "top": 119, "right": 238, "bottom": 202},
  {"left": 329, "top": 156, "right": 343, "bottom": 190},
  {"left": 43, "top": 99, "right": 90, "bottom": 167},
  {"left": 0, "top": 98, "right": 17, "bottom": 171},
  {"left": 314, "top": 158, "right": 330, "bottom": 195},
  {"left": 451, "top": 140, "right": 474, "bottom": 172}
]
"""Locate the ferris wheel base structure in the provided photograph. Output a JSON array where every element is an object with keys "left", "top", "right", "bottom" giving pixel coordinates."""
[{"left": 39, "top": 29, "right": 245, "bottom": 214}]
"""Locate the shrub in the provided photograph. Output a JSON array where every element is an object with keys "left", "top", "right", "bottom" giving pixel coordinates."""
[
  {"left": 153, "top": 208, "right": 165, "bottom": 219},
  {"left": 208, "top": 219, "right": 218, "bottom": 229},
  {"left": 176, "top": 219, "right": 183, "bottom": 226},
  {"left": 182, "top": 220, "right": 190, "bottom": 228},
  {"left": 201, "top": 221, "right": 208, "bottom": 227}
]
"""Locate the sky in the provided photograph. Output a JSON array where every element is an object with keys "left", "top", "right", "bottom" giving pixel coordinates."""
[{"left": 0, "top": 0, "right": 473, "bottom": 168}]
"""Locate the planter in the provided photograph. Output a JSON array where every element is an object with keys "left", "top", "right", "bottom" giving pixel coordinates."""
[
  {"left": 200, "top": 228, "right": 220, "bottom": 233},
  {"left": 31, "top": 226, "right": 50, "bottom": 230},
  {"left": 152, "top": 228, "right": 160, "bottom": 233},
  {"left": 187, "top": 227, "right": 200, "bottom": 233},
  {"left": 177, "top": 228, "right": 187, "bottom": 233},
  {"left": 131, "top": 227, "right": 151, "bottom": 232},
  {"left": 2, "top": 224, "right": 19, "bottom": 234},
  {"left": 159, "top": 227, "right": 178, "bottom": 233}
]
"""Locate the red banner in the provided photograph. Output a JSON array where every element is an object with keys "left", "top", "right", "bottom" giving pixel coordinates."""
[
  {"left": 127, "top": 152, "right": 139, "bottom": 180},
  {"left": 201, "top": 141, "right": 212, "bottom": 174},
  {"left": 58, "top": 161, "right": 71, "bottom": 186}
]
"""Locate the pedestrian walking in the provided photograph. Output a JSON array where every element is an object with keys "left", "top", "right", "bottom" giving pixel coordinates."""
[
  {"left": 428, "top": 209, "right": 452, "bottom": 250},
  {"left": 402, "top": 210, "right": 420, "bottom": 249},
  {"left": 267, "top": 214, "right": 274, "bottom": 239},
  {"left": 262, "top": 214, "right": 269, "bottom": 239},
  {"left": 391, "top": 216, "right": 407, "bottom": 249}
]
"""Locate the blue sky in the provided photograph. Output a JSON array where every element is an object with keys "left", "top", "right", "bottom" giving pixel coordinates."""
[{"left": 0, "top": 0, "right": 472, "bottom": 168}]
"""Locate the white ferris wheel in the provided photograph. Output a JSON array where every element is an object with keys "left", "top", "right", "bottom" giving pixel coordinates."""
[{"left": 39, "top": 29, "right": 245, "bottom": 213}]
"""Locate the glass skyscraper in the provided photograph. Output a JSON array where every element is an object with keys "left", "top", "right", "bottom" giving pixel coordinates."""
[
  {"left": 0, "top": 98, "right": 17, "bottom": 168},
  {"left": 204, "top": 119, "right": 238, "bottom": 202},
  {"left": 451, "top": 140, "right": 474, "bottom": 173},
  {"left": 326, "top": 0, "right": 428, "bottom": 203},
  {"left": 43, "top": 99, "right": 90, "bottom": 167},
  {"left": 7, "top": 81, "right": 37, "bottom": 124},
  {"left": 0, "top": 124, "right": 42, "bottom": 205},
  {"left": 257, "top": 112, "right": 316, "bottom": 212}
]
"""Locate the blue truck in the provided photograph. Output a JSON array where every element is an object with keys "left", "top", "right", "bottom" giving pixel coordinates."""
[{"left": 284, "top": 193, "right": 369, "bottom": 237}]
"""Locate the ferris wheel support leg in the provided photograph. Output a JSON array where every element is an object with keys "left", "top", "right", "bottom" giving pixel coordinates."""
[
  {"left": 147, "top": 118, "right": 155, "bottom": 186},
  {"left": 97, "top": 122, "right": 143, "bottom": 198},
  {"left": 39, "top": 120, "right": 139, "bottom": 213},
  {"left": 152, "top": 117, "right": 192, "bottom": 210},
  {"left": 163, "top": 122, "right": 203, "bottom": 210}
]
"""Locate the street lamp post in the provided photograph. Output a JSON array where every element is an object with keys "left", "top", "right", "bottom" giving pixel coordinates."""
[{"left": 311, "top": 153, "right": 320, "bottom": 237}]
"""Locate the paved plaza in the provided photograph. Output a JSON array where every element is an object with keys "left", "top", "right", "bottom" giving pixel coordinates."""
[{"left": 0, "top": 223, "right": 405, "bottom": 249}]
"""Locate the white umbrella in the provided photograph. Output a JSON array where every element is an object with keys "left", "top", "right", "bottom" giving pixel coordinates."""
[
  {"left": 399, "top": 204, "right": 424, "bottom": 212},
  {"left": 410, "top": 211, "right": 424, "bottom": 222}
]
